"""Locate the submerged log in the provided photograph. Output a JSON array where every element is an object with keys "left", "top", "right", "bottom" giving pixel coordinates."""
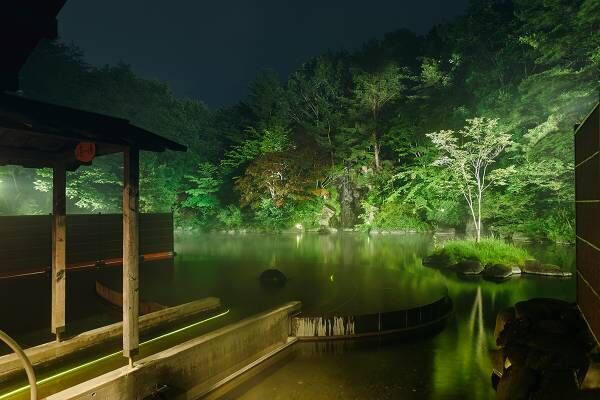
[{"left": 95, "top": 281, "right": 167, "bottom": 315}]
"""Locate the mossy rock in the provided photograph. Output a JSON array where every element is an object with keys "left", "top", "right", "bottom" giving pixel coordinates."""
[
  {"left": 522, "top": 260, "right": 572, "bottom": 277},
  {"left": 483, "top": 263, "right": 513, "bottom": 280},
  {"left": 451, "top": 259, "right": 483, "bottom": 275}
]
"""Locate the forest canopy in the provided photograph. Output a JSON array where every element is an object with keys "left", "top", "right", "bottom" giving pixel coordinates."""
[{"left": 1, "top": 0, "right": 598, "bottom": 243}]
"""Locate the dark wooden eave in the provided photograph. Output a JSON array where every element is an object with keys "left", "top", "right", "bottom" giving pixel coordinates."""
[
  {"left": 0, "top": 93, "right": 187, "bottom": 170},
  {"left": 0, "top": 0, "right": 66, "bottom": 91}
]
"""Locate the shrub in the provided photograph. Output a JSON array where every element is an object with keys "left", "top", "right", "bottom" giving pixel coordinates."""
[
  {"left": 371, "top": 201, "right": 430, "bottom": 231},
  {"left": 217, "top": 205, "right": 243, "bottom": 229}
]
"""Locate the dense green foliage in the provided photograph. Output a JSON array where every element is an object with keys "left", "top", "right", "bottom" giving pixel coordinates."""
[
  {"left": 432, "top": 239, "right": 531, "bottom": 266},
  {"left": 1, "top": 0, "right": 598, "bottom": 241}
]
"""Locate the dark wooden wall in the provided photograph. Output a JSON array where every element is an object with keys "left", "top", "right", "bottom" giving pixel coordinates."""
[
  {"left": 575, "top": 102, "right": 600, "bottom": 345},
  {"left": 0, "top": 213, "right": 173, "bottom": 275}
]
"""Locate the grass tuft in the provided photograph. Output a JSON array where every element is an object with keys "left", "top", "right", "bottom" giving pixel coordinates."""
[{"left": 432, "top": 238, "right": 531, "bottom": 267}]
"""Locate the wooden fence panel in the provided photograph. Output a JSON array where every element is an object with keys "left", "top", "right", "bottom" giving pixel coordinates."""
[
  {"left": 0, "top": 213, "right": 173, "bottom": 275},
  {"left": 575, "top": 102, "right": 600, "bottom": 344}
]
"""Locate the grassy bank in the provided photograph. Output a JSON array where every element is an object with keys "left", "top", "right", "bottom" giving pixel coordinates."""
[{"left": 432, "top": 239, "right": 531, "bottom": 267}]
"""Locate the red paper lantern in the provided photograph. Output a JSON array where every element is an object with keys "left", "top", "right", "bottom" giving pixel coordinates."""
[{"left": 75, "top": 142, "right": 96, "bottom": 162}]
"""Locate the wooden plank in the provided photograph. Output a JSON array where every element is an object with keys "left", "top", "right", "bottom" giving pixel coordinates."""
[
  {"left": 0, "top": 297, "right": 221, "bottom": 382},
  {"left": 0, "top": 251, "right": 175, "bottom": 280},
  {"left": 123, "top": 148, "right": 140, "bottom": 360},
  {"left": 51, "top": 165, "right": 66, "bottom": 339},
  {"left": 577, "top": 273, "right": 600, "bottom": 345},
  {"left": 575, "top": 153, "right": 600, "bottom": 201}
]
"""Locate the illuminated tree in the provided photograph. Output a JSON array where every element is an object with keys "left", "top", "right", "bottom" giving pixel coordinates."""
[
  {"left": 353, "top": 65, "right": 410, "bottom": 170},
  {"left": 182, "top": 163, "right": 222, "bottom": 223},
  {"left": 427, "top": 118, "right": 513, "bottom": 242},
  {"left": 236, "top": 144, "right": 328, "bottom": 209}
]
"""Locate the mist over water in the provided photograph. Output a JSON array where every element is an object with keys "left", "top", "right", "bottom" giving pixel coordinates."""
[{"left": 164, "top": 232, "right": 573, "bottom": 400}]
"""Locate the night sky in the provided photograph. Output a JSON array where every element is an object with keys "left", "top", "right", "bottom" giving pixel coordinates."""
[{"left": 58, "top": 1, "right": 469, "bottom": 109}]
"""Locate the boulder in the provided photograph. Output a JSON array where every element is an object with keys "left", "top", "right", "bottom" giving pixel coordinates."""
[
  {"left": 497, "top": 318, "right": 532, "bottom": 347},
  {"left": 317, "top": 226, "right": 331, "bottom": 235},
  {"left": 489, "top": 349, "right": 505, "bottom": 377},
  {"left": 504, "top": 344, "right": 529, "bottom": 367},
  {"left": 514, "top": 298, "right": 574, "bottom": 321},
  {"left": 496, "top": 365, "right": 538, "bottom": 400},
  {"left": 259, "top": 269, "right": 287, "bottom": 288},
  {"left": 319, "top": 204, "right": 335, "bottom": 227},
  {"left": 451, "top": 259, "right": 483, "bottom": 275},
  {"left": 511, "top": 265, "right": 522, "bottom": 275},
  {"left": 494, "top": 307, "right": 516, "bottom": 340},
  {"left": 525, "top": 347, "right": 559, "bottom": 371},
  {"left": 483, "top": 263, "right": 513, "bottom": 280},
  {"left": 423, "top": 254, "right": 450, "bottom": 267},
  {"left": 535, "top": 319, "right": 568, "bottom": 336},
  {"left": 492, "top": 298, "right": 594, "bottom": 398},
  {"left": 531, "top": 369, "right": 579, "bottom": 400},
  {"left": 522, "top": 260, "right": 572, "bottom": 277}
]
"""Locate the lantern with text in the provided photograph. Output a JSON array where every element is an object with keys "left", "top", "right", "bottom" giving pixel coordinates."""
[{"left": 75, "top": 142, "right": 96, "bottom": 163}]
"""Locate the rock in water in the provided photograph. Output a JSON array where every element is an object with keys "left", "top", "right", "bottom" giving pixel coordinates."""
[
  {"left": 452, "top": 259, "right": 483, "bottom": 275},
  {"left": 317, "top": 226, "right": 331, "bottom": 235},
  {"left": 494, "top": 307, "right": 516, "bottom": 341},
  {"left": 493, "top": 298, "right": 595, "bottom": 399},
  {"left": 532, "top": 370, "right": 579, "bottom": 400},
  {"left": 259, "top": 269, "right": 287, "bottom": 288},
  {"left": 522, "top": 260, "right": 572, "bottom": 277},
  {"left": 483, "top": 264, "right": 513, "bottom": 280},
  {"left": 496, "top": 365, "right": 537, "bottom": 400}
]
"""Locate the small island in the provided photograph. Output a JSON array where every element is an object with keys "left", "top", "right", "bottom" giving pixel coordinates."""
[{"left": 425, "top": 239, "right": 572, "bottom": 280}]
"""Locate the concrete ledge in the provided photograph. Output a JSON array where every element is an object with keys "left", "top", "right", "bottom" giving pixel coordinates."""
[
  {"left": 46, "top": 301, "right": 301, "bottom": 400},
  {"left": 0, "top": 297, "right": 220, "bottom": 382}
]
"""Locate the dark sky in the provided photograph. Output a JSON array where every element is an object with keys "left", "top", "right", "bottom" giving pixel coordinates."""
[{"left": 58, "top": 1, "right": 469, "bottom": 109}]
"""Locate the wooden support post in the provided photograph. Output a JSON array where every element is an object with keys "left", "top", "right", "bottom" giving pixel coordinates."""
[
  {"left": 123, "top": 148, "right": 140, "bottom": 362},
  {"left": 51, "top": 165, "right": 66, "bottom": 341}
]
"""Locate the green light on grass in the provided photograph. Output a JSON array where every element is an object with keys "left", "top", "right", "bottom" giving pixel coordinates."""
[{"left": 0, "top": 309, "right": 230, "bottom": 399}]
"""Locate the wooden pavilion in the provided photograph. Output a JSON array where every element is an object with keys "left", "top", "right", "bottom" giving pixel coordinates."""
[
  {"left": 0, "top": 93, "right": 186, "bottom": 363},
  {"left": 0, "top": 1, "right": 186, "bottom": 366}
]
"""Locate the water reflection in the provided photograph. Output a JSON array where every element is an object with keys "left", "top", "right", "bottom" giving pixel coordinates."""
[
  {"left": 0, "top": 232, "right": 575, "bottom": 399},
  {"left": 202, "top": 233, "right": 575, "bottom": 400}
]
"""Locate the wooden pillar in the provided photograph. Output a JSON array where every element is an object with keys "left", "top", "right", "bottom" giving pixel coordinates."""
[
  {"left": 123, "top": 148, "right": 140, "bottom": 362},
  {"left": 51, "top": 165, "right": 66, "bottom": 341}
]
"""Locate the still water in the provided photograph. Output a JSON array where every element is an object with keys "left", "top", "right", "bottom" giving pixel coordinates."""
[
  {"left": 167, "top": 232, "right": 575, "bottom": 400},
  {"left": 0, "top": 232, "right": 575, "bottom": 399}
]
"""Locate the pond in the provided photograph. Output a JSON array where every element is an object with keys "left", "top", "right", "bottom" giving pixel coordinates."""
[
  {"left": 164, "top": 232, "right": 575, "bottom": 400},
  {"left": 0, "top": 232, "right": 575, "bottom": 399}
]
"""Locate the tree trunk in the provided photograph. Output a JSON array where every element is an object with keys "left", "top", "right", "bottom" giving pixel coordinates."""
[
  {"left": 339, "top": 173, "right": 358, "bottom": 228},
  {"left": 372, "top": 132, "right": 381, "bottom": 170},
  {"left": 476, "top": 192, "right": 482, "bottom": 243}
]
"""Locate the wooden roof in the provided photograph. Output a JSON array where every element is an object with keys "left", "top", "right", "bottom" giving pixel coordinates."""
[
  {"left": 0, "top": 93, "right": 187, "bottom": 170},
  {"left": 0, "top": 1, "right": 66, "bottom": 91}
]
